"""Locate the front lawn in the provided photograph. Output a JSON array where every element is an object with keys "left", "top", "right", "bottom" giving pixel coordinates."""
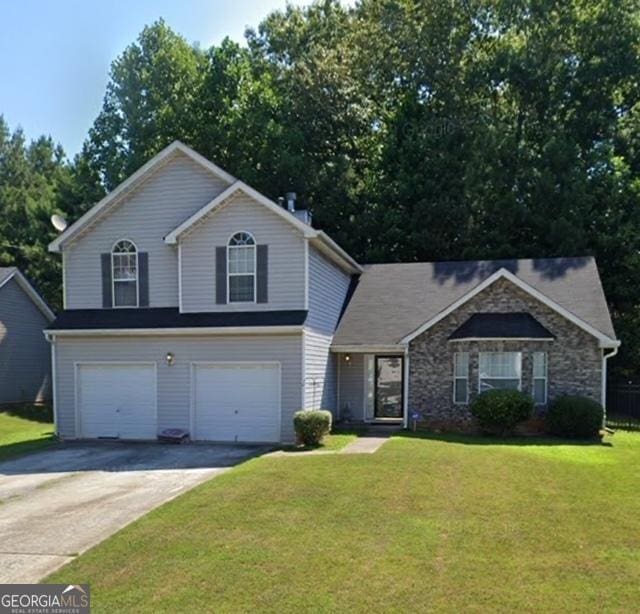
[
  {"left": 49, "top": 431, "right": 640, "bottom": 612},
  {"left": 0, "top": 404, "right": 55, "bottom": 461}
]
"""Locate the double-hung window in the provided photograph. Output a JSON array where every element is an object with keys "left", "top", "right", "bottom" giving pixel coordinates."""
[
  {"left": 453, "top": 352, "right": 469, "bottom": 404},
  {"left": 479, "top": 352, "right": 521, "bottom": 392},
  {"left": 111, "top": 240, "right": 138, "bottom": 307},
  {"left": 227, "top": 232, "right": 256, "bottom": 303},
  {"left": 532, "top": 352, "right": 548, "bottom": 404}
]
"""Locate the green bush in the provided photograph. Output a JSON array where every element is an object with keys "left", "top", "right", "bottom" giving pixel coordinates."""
[
  {"left": 470, "top": 389, "right": 534, "bottom": 435},
  {"left": 293, "top": 410, "right": 333, "bottom": 446},
  {"left": 546, "top": 395, "right": 603, "bottom": 439}
]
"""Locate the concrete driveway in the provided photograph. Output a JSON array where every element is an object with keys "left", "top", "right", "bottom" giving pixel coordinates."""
[{"left": 0, "top": 442, "right": 265, "bottom": 583}]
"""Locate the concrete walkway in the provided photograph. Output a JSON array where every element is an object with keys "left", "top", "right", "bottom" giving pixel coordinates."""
[
  {"left": 0, "top": 442, "right": 264, "bottom": 583},
  {"left": 339, "top": 434, "right": 389, "bottom": 454},
  {"left": 271, "top": 427, "right": 397, "bottom": 457}
]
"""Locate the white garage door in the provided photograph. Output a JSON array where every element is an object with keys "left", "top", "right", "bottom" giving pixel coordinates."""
[
  {"left": 193, "top": 362, "right": 280, "bottom": 443},
  {"left": 77, "top": 363, "right": 157, "bottom": 439}
]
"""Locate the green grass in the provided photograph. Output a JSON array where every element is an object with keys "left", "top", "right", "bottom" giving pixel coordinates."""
[
  {"left": 282, "top": 428, "right": 360, "bottom": 452},
  {"left": 48, "top": 431, "right": 640, "bottom": 612},
  {"left": 0, "top": 404, "right": 55, "bottom": 461}
]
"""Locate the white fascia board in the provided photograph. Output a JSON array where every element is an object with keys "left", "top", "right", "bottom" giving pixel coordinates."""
[
  {"left": 0, "top": 270, "right": 55, "bottom": 321},
  {"left": 400, "top": 267, "right": 619, "bottom": 347},
  {"left": 49, "top": 141, "right": 235, "bottom": 252},
  {"left": 165, "top": 180, "right": 316, "bottom": 244},
  {"left": 46, "top": 325, "right": 303, "bottom": 337},
  {"left": 310, "top": 232, "right": 362, "bottom": 274},
  {"left": 448, "top": 337, "right": 555, "bottom": 342},
  {"left": 330, "top": 344, "right": 406, "bottom": 353}
]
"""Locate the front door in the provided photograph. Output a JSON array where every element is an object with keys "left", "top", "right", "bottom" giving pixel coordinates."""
[{"left": 374, "top": 356, "right": 404, "bottom": 419}]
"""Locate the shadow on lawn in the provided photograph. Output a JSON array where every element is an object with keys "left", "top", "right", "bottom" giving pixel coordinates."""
[
  {"left": 394, "top": 430, "right": 612, "bottom": 447},
  {"left": 1, "top": 403, "right": 53, "bottom": 424}
]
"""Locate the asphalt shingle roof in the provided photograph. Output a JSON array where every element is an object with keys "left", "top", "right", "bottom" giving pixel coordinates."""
[
  {"left": 333, "top": 257, "right": 616, "bottom": 346},
  {"left": 48, "top": 308, "right": 308, "bottom": 331}
]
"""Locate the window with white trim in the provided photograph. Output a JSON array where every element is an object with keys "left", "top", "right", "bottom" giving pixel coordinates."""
[
  {"left": 111, "top": 240, "right": 138, "bottom": 307},
  {"left": 453, "top": 352, "right": 469, "bottom": 404},
  {"left": 227, "top": 232, "right": 256, "bottom": 303},
  {"left": 479, "top": 352, "right": 521, "bottom": 392},
  {"left": 532, "top": 352, "right": 547, "bottom": 405}
]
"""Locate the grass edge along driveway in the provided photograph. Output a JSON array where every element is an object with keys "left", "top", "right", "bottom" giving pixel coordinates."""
[
  {"left": 48, "top": 431, "right": 640, "bottom": 613},
  {"left": 0, "top": 405, "right": 55, "bottom": 462}
]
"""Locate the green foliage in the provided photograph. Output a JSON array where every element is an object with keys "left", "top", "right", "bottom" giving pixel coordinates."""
[
  {"left": 546, "top": 396, "right": 604, "bottom": 439},
  {"left": 293, "top": 410, "right": 332, "bottom": 446},
  {"left": 3, "top": 3, "right": 640, "bottom": 377},
  {"left": 470, "top": 389, "right": 534, "bottom": 435}
]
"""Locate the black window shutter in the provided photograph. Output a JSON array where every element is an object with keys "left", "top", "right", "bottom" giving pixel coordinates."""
[
  {"left": 138, "top": 252, "right": 149, "bottom": 307},
  {"left": 215, "top": 246, "right": 227, "bottom": 304},
  {"left": 257, "top": 244, "right": 268, "bottom": 303},
  {"left": 101, "top": 253, "right": 112, "bottom": 308}
]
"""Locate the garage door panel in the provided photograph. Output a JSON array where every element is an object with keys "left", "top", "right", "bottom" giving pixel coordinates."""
[
  {"left": 193, "top": 363, "right": 280, "bottom": 443},
  {"left": 77, "top": 364, "right": 156, "bottom": 440}
]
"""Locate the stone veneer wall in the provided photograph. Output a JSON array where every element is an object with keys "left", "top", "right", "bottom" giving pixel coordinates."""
[{"left": 408, "top": 278, "right": 603, "bottom": 431}]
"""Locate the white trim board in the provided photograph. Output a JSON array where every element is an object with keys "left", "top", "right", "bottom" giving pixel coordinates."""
[
  {"left": 400, "top": 268, "right": 620, "bottom": 348},
  {"left": 0, "top": 268, "right": 55, "bottom": 321},
  {"left": 46, "top": 325, "right": 304, "bottom": 338},
  {"left": 331, "top": 345, "right": 406, "bottom": 354},
  {"left": 49, "top": 141, "right": 235, "bottom": 252}
]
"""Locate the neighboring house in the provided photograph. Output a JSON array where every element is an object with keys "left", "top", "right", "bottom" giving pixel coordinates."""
[
  {"left": 45, "top": 141, "right": 620, "bottom": 443},
  {"left": 0, "top": 268, "right": 55, "bottom": 405}
]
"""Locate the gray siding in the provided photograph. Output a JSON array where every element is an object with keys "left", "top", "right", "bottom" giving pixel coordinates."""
[
  {"left": 0, "top": 279, "right": 51, "bottom": 403},
  {"left": 53, "top": 333, "right": 302, "bottom": 443},
  {"left": 303, "top": 330, "right": 336, "bottom": 411},
  {"left": 65, "top": 152, "right": 229, "bottom": 309},
  {"left": 307, "top": 246, "right": 351, "bottom": 334},
  {"left": 180, "top": 194, "right": 306, "bottom": 312},
  {"left": 336, "top": 352, "right": 365, "bottom": 421}
]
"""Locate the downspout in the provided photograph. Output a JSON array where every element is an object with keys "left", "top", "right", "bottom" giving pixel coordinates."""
[
  {"left": 601, "top": 345, "right": 619, "bottom": 426},
  {"left": 403, "top": 346, "right": 410, "bottom": 429},
  {"left": 44, "top": 331, "right": 58, "bottom": 438}
]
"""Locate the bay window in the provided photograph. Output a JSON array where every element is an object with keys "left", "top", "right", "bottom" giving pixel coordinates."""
[{"left": 479, "top": 352, "right": 521, "bottom": 392}]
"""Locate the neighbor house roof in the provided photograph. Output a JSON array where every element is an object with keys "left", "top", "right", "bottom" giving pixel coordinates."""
[
  {"left": 448, "top": 313, "right": 555, "bottom": 341},
  {"left": 46, "top": 308, "right": 307, "bottom": 335},
  {"left": 0, "top": 267, "right": 55, "bottom": 321},
  {"left": 332, "top": 257, "right": 617, "bottom": 349}
]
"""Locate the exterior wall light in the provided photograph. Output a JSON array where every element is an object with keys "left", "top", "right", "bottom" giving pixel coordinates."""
[
  {"left": 166, "top": 352, "right": 175, "bottom": 366},
  {"left": 344, "top": 354, "right": 351, "bottom": 363}
]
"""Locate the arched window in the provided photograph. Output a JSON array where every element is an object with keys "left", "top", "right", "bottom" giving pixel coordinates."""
[
  {"left": 112, "top": 239, "right": 138, "bottom": 307},
  {"left": 227, "top": 232, "right": 256, "bottom": 303}
]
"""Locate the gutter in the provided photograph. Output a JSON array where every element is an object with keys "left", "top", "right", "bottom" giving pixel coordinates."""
[
  {"left": 601, "top": 345, "right": 619, "bottom": 424},
  {"left": 44, "top": 325, "right": 304, "bottom": 338}
]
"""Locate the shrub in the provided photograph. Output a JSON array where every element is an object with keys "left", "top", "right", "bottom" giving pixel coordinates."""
[
  {"left": 293, "top": 410, "right": 332, "bottom": 446},
  {"left": 546, "top": 395, "right": 603, "bottom": 439},
  {"left": 470, "top": 389, "right": 534, "bottom": 435}
]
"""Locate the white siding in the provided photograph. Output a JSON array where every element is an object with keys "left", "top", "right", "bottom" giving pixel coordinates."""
[
  {"left": 303, "top": 330, "right": 336, "bottom": 411},
  {"left": 180, "top": 194, "right": 306, "bottom": 312},
  {"left": 65, "top": 152, "right": 229, "bottom": 309},
  {"left": 53, "top": 334, "right": 303, "bottom": 443},
  {"left": 307, "top": 246, "right": 351, "bottom": 334},
  {"left": 0, "top": 279, "right": 51, "bottom": 403}
]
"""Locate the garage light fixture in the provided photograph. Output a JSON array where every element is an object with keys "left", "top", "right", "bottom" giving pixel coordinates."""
[{"left": 166, "top": 352, "right": 175, "bottom": 366}]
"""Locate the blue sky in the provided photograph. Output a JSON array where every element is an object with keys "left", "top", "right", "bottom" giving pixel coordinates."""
[{"left": 0, "top": 0, "right": 313, "bottom": 157}]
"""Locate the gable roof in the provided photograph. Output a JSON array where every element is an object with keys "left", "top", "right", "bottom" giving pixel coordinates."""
[
  {"left": 332, "top": 257, "right": 618, "bottom": 349},
  {"left": 48, "top": 141, "right": 235, "bottom": 252},
  {"left": 0, "top": 268, "right": 55, "bottom": 321},
  {"left": 164, "top": 180, "right": 362, "bottom": 274}
]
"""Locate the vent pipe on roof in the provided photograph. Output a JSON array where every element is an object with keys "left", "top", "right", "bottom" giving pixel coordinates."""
[{"left": 286, "top": 192, "right": 296, "bottom": 213}]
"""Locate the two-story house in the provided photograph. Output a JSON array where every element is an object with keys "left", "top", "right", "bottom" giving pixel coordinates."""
[{"left": 46, "top": 142, "right": 620, "bottom": 443}]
